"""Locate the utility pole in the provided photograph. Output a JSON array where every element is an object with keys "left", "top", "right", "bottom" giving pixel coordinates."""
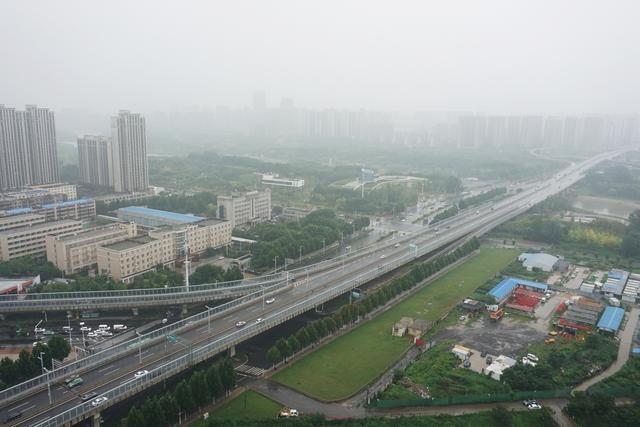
[
  {"left": 322, "top": 238, "right": 325, "bottom": 253},
  {"left": 299, "top": 246, "right": 302, "bottom": 264},
  {"left": 136, "top": 331, "right": 143, "bottom": 364},
  {"left": 184, "top": 242, "right": 190, "bottom": 291},
  {"left": 38, "top": 352, "right": 52, "bottom": 405}
]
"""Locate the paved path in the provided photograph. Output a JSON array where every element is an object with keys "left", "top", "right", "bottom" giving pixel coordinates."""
[
  {"left": 574, "top": 306, "right": 640, "bottom": 391},
  {"left": 246, "top": 378, "right": 366, "bottom": 418}
]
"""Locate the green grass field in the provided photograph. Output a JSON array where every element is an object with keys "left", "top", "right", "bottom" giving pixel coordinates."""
[
  {"left": 272, "top": 247, "right": 518, "bottom": 401},
  {"left": 212, "top": 390, "right": 282, "bottom": 420}
]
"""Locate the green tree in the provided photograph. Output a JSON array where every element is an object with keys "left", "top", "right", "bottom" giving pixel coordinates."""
[
  {"left": 126, "top": 406, "right": 145, "bottom": 427},
  {"left": 47, "top": 335, "right": 71, "bottom": 361},
  {"left": 190, "top": 370, "right": 210, "bottom": 407},
  {"left": 141, "top": 397, "right": 164, "bottom": 427},
  {"left": 175, "top": 380, "right": 195, "bottom": 414},
  {"left": 287, "top": 336, "right": 301, "bottom": 354},
  {"left": 266, "top": 346, "right": 282, "bottom": 366},
  {"left": 159, "top": 392, "right": 179, "bottom": 424},
  {"left": 275, "top": 338, "right": 291, "bottom": 359},
  {"left": 490, "top": 405, "right": 513, "bottom": 427},
  {"left": 206, "top": 365, "right": 224, "bottom": 400}
]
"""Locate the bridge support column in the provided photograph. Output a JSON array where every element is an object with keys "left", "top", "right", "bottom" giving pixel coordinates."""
[
  {"left": 182, "top": 304, "right": 188, "bottom": 315},
  {"left": 132, "top": 307, "right": 139, "bottom": 316},
  {"left": 229, "top": 345, "right": 236, "bottom": 358},
  {"left": 92, "top": 413, "right": 101, "bottom": 427}
]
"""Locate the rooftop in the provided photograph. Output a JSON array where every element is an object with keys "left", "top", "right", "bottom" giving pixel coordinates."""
[
  {"left": 597, "top": 306, "right": 625, "bottom": 332},
  {"left": 102, "top": 235, "right": 155, "bottom": 251},
  {"left": 56, "top": 225, "right": 128, "bottom": 242},
  {"left": 118, "top": 206, "right": 205, "bottom": 224},
  {"left": 489, "top": 276, "right": 548, "bottom": 300},
  {"left": 0, "top": 219, "right": 80, "bottom": 234},
  {"left": 41, "top": 198, "right": 94, "bottom": 209}
]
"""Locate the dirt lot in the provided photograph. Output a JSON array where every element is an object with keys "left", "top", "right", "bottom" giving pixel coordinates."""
[{"left": 435, "top": 316, "right": 547, "bottom": 359}]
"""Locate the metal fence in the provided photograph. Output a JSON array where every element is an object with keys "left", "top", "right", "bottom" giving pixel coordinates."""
[{"left": 0, "top": 278, "right": 290, "bottom": 405}]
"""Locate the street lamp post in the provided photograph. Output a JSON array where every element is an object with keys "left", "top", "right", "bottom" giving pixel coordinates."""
[
  {"left": 66, "top": 314, "right": 72, "bottom": 346},
  {"left": 306, "top": 268, "right": 310, "bottom": 290},
  {"left": 274, "top": 256, "right": 278, "bottom": 272},
  {"left": 135, "top": 331, "right": 143, "bottom": 364},
  {"left": 299, "top": 246, "right": 302, "bottom": 264},
  {"left": 205, "top": 305, "right": 213, "bottom": 331},
  {"left": 322, "top": 238, "right": 326, "bottom": 253},
  {"left": 38, "top": 352, "right": 52, "bottom": 405}
]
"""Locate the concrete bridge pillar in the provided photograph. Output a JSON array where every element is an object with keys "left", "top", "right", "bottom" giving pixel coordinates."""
[
  {"left": 182, "top": 304, "right": 188, "bottom": 315},
  {"left": 92, "top": 413, "right": 101, "bottom": 427},
  {"left": 229, "top": 345, "right": 236, "bottom": 357},
  {"left": 132, "top": 307, "right": 139, "bottom": 316}
]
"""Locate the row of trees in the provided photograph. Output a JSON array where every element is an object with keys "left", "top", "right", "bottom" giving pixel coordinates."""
[
  {"left": 126, "top": 358, "right": 235, "bottom": 427},
  {"left": 30, "top": 263, "right": 243, "bottom": 293},
  {"left": 0, "top": 257, "right": 62, "bottom": 281},
  {"left": 238, "top": 209, "right": 370, "bottom": 270},
  {"left": 266, "top": 238, "right": 480, "bottom": 366},
  {"left": 621, "top": 210, "right": 640, "bottom": 257},
  {"left": 0, "top": 336, "right": 70, "bottom": 390},
  {"left": 95, "top": 191, "right": 218, "bottom": 216},
  {"left": 430, "top": 206, "right": 459, "bottom": 224},
  {"left": 457, "top": 187, "right": 506, "bottom": 210}
]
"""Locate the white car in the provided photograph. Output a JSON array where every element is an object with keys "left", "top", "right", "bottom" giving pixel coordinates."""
[
  {"left": 134, "top": 370, "right": 149, "bottom": 379},
  {"left": 380, "top": 254, "right": 386, "bottom": 259},
  {"left": 266, "top": 298, "right": 276, "bottom": 305},
  {"left": 235, "top": 321, "right": 247, "bottom": 328},
  {"left": 87, "top": 332, "right": 98, "bottom": 338},
  {"left": 255, "top": 318, "right": 264, "bottom": 324},
  {"left": 91, "top": 396, "right": 108, "bottom": 407},
  {"left": 527, "top": 402, "right": 542, "bottom": 410},
  {"left": 34, "top": 327, "right": 46, "bottom": 334},
  {"left": 80, "top": 326, "right": 91, "bottom": 332}
]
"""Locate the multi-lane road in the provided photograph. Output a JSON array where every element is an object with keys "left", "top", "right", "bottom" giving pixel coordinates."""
[{"left": 0, "top": 148, "right": 631, "bottom": 426}]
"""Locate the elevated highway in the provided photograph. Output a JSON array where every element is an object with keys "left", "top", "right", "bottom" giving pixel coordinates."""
[{"left": 0, "top": 148, "right": 630, "bottom": 426}]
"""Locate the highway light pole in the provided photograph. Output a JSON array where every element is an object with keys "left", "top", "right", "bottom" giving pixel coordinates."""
[
  {"left": 205, "top": 305, "right": 213, "bottom": 331},
  {"left": 299, "top": 246, "right": 302, "bottom": 264},
  {"left": 66, "top": 314, "right": 72, "bottom": 346},
  {"left": 274, "top": 256, "right": 278, "bottom": 272},
  {"left": 322, "top": 238, "right": 325, "bottom": 253},
  {"left": 38, "top": 352, "right": 52, "bottom": 405},
  {"left": 135, "top": 331, "right": 142, "bottom": 364}
]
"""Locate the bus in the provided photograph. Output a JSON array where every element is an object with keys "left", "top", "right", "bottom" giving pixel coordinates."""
[{"left": 67, "top": 377, "right": 84, "bottom": 389}]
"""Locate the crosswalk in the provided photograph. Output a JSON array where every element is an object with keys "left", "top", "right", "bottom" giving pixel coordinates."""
[{"left": 235, "top": 364, "right": 265, "bottom": 377}]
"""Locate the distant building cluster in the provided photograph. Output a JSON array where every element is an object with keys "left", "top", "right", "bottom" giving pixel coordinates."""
[
  {"left": 77, "top": 110, "right": 149, "bottom": 193},
  {"left": 260, "top": 173, "right": 304, "bottom": 188},
  {"left": 435, "top": 114, "right": 640, "bottom": 149}
]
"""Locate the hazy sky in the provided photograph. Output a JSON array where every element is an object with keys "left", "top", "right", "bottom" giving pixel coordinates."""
[{"left": 2, "top": 0, "right": 639, "bottom": 114}]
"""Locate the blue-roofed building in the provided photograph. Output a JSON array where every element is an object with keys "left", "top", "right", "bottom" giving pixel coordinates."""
[
  {"left": 37, "top": 198, "right": 96, "bottom": 222},
  {"left": 0, "top": 208, "right": 34, "bottom": 217},
  {"left": 118, "top": 206, "right": 205, "bottom": 228},
  {"left": 488, "top": 277, "right": 548, "bottom": 303},
  {"left": 597, "top": 306, "right": 625, "bottom": 333}
]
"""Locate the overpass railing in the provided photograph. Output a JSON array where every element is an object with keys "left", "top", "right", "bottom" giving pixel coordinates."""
[{"left": 0, "top": 278, "right": 290, "bottom": 405}]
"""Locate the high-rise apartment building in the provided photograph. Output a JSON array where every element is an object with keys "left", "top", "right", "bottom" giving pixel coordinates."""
[
  {"left": 111, "top": 110, "right": 149, "bottom": 193},
  {"left": 0, "top": 105, "right": 59, "bottom": 190},
  {"left": 77, "top": 135, "right": 112, "bottom": 187}
]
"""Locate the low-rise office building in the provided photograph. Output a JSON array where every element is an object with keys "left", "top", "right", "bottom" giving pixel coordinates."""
[
  {"left": 97, "top": 218, "right": 232, "bottom": 283},
  {"left": 46, "top": 223, "right": 137, "bottom": 274},
  {"left": 26, "top": 183, "right": 77, "bottom": 201},
  {"left": 280, "top": 206, "right": 314, "bottom": 221},
  {"left": 260, "top": 173, "right": 305, "bottom": 188},
  {"left": 97, "top": 235, "right": 174, "bottom": 283},
  {"left": 38, "top": 198, "right": 96, "bottom": 222},
  {"left": 216, "top": 189, "right": 271, "bottom": 227},
  {"left": 0, "top": 189, "right": 66, "bottom": 210},
  {"left": 0, "top": 219, "right": 82, "bottom": 261},
  {"left": 0, "top": 213, "right": 46, "bottom": 232}
]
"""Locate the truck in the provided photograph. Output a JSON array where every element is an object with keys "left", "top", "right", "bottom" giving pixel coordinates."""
[{"left": 490, "top": 308, "right": 504, "bottom": 321}]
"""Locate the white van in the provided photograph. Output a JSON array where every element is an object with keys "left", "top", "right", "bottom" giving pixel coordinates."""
[
  {"left": 113, "top": 324, "right": 127, "bottom": 331},
  {"left": 98, "top": 324, "right": 110, "bottom": 330}
]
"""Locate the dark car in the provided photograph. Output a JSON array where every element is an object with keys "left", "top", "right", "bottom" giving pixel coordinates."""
[
  {"left": 5, "top": 411, "right": 22, "bottom": 422},
  {"left": 80, "top": 391, "right": 98, "bottom": 402},
  {"left": 480, "top": 351, "right": 487, "bottom": 358}
]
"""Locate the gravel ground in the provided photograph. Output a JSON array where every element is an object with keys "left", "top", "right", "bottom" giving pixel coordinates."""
[{"left": 434, "top": 316, "right": 547, "bottom": 359}]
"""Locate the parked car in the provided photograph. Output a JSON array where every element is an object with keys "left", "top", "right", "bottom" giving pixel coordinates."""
[
  {"left": 486, "top": 356, "right": 493, "bottom": 364},
  {"left": 80, "top": 326, "right": 91, "bottom": 332},
  {"left": 527, "top": 402, "right": 542, "bottom": 410},
  {"left": 526, "top": 353, "right": 539, "bottom": 362},
  {"left": 463, "top": 360, "right": 471, "bottom": 368},
  {"left": 266, "top": 298, "right": 276, "bottom": 304},
  {"left": 235, "top": 321, "right": 247, "bottom": 328}
]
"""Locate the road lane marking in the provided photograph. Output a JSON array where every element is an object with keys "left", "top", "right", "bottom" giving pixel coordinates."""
[
  {"left": 8, "top": 401, "right": 33, "bottom": 411},
  {"left": 97, "top": 364, "right": 115, "bottom": 373},
  {"left": 101, "top": 367, "right": 120, "bottom": 376}
]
